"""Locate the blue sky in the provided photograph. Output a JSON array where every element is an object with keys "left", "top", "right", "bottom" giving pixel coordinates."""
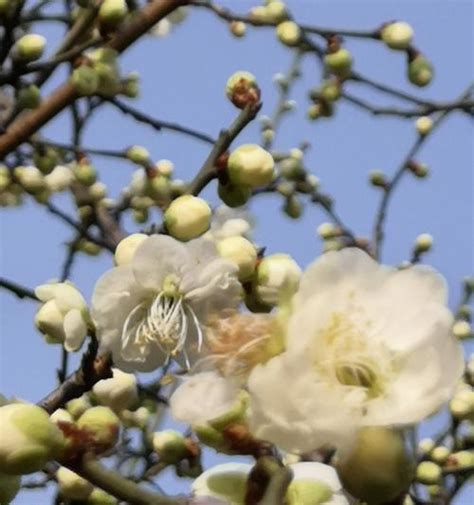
[{"left": 1, "top": 0, "right": 473, "bottom": 502}]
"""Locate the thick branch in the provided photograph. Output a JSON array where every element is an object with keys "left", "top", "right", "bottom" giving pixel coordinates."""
[{"left": 0, "top": 0, "right": 189, "bottom": 160}]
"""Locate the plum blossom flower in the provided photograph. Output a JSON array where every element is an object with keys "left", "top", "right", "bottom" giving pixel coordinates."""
[
  {"left": 248, "top": 248, "right": 464, "bottom": 454},
  {"left": 92, "top": 236, "right": 241, "bottom": 372}
]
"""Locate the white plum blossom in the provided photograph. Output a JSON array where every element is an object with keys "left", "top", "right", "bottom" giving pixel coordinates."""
[
  {"left": 35, "top": 282, "right": 90, "bottom": 352},
  {"left": 92, "top": 236, "right": 241, "bottom": 372},
  {"left": 248, "top": 248, "right": 464, "bottom": 454},
  {"left": 170, "top": 371, "right": 241, "bottom": 426},
  {"left": 92, "top": 368, "right": 138, "bottom": 413}
]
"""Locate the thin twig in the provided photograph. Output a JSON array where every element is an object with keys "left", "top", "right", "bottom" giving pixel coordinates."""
[{"left": 0, "top": 277, "right": 38, "bottom": 300}]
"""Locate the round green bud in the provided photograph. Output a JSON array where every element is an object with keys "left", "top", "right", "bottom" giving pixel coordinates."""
[
  {"left": 286, "top": 479, "right": 333, "bottom": 505},
  {"left": 126, "top": 145, "right": 150, "bottom": 165},
  {"left": 156, "top": 159, "right": 174, "bottom": 177},
  {"left": 381, "top": 22, "right": 414, "bottom": 50},
  {"left": 414, "top": 233, "right": 433, "bottom": 253},
  {"left": 452, "top": 320, "right": 471, "bottom": 340},
  {"left": 132, "top": 208, "right": 148, "bottom": 224},
  {"left": 430, "top": 446, "right": 450, "bottom": 465},
  {"left": 73, "top": 162, "right": 97, "bottom": 186},
  {"left": 56, "top": 467, "right": 93, "bottom": 500},
  {"left": 325, "top": 49, "right": 353, "bottom": 78},
  {"left": 33, "top": 148, "right": 59, "bottom": 175},
  {"left": 228, "top": 144, "right": 275, "bottom": 188},
  {"left": 148, "top": 175, "right": 170, "bottom": 201},
  {"left": 280, "top": 157, "right": 305, "bottom": 180},
  {"left": 71, "top": 66, "right": 100, "bottom": 96},
  {"left": 14, "top": 166, "right": 46, "bottom": 194},
  {"left": 78, "top": 239, "right": 101, "bottom": 256},
  {"left": 283, "top": 195, "right": 303, "bottom": 219},
  {"left": 217, "top": 236, "right": 257, "bottom": 281},
  {"left": 114, "top": 233, "right": 148, "bottom": 266},
  {"left": 66, "top": 395, "right": 91, "bottom": 419},
  {"left": 320, "top": 80, "right": 341, "bottom": 102},
  {"left": 164, "top": 195, "right": 211, "bottom": 241},
  {"left": 417, "top": 438, "right": 435, "bottom": 456},
  {"left": 369, "top": 170, "right": 388, "bottom": 188},
  {"left": 0, "top": 473, "right": 21, "bottom": 504},
  {"left": 266, "top": 1, "right": 288, "bottom": 22},
  {"left": 408, "top": 56, "right": 433, "bottom": 87},
  {"left": 17, "top": 85, "right": 41, "bottom": 110},
  {"left": 14, "top": 34, "right": 46, "bottom": 62},
  {"left": 337, "top": 427, "right": 414, "bottom": 504},
  {"left": 87, "top": 488, "right": 118, "bottom": 505},
  {"left": 50, "top": 409, "right": 74, "bottom": 426},
  {"left": 0, "top": 403, "right": 65, "bottom": 475},
  {"left": 92, "top": 368, "right": 138, "bottom": 413},
  {"left": 218, "top": 182, "right": 251, "bottom": 208},
  {"left": 416, "top": 461, "right": 441, "bottom": 485},
  {"left": 99, "top": 0, "right": 128, "bottom": 27},
  {"left": 121, "top": 72, "right": 140, "bottom": 98},
  {"left": 449, "top": 450, "right": 474, "bottom": 468},
  {"left": 276, "top": 21, "right": 301, "bottom": 47},
  {"left": 307, "top": 103, "right": 321, "bottom": 120},
  {"left": 230, "top": 21, "right": 246, "bottom": 38},
  {"left": 152, "top": 430, "right": 187, "bottom": 464},
  {"left": 76, "top": 406, "right": 120, "bottom": 452},
  {"left": 415, "top": 116, "right": 433, "bottom": 136}
]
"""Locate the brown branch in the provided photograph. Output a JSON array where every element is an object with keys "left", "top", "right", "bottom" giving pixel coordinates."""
[
  {"left": 0, "top": 0, "right": 189, "bottom": 160},
  {"left": 0, "top": 277, "right": 38, "bottom": 300},
  {"left": 187, "top": 102, "right": 262, "bottom": 196},
  {"left": 38, "top": 337, "right": 113, "bottom": 414}
]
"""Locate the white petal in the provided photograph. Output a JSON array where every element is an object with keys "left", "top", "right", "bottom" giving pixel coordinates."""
[
  {"left": 290, "top": 462, "right": 342, "bottom": 492},
  {"left": 63, "top": 309, "right": 88, "bottom": 352}
]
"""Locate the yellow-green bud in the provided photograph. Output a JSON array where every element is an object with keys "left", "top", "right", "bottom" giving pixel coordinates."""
[
  {"left": 152, "top": 430, "right": 187, "bottom": 464},
  {"left": 71, "top": 66, "right": 100, "bottom": 96},
  {"left": 317, "top": 222, "right": 340, "bottom": 240},
  {"left": 76, "top": 406, "right": 120, "bottom": 451},
  {"left": 261, "top": 128, "right": 275, "bottom": 143},
  {"left": 320, "top": 80, "right": 341, "bottom": 102},
  {"left": 17, "top": 85, "right": 41, "bottom": 109},
  {"left": 449, "top": 450, "right": 474, "bottom": 468},
  {"left": 114, "top": 233, "right": 148, "bottom": 266},
  {"left": 255, "top": 253, "right": 301, "bottom": 305},
  {"left": 280, "top": 157, "right": 305, "bottom": 180},
  {"left": 57, "top": 467, "right": 93, "bottom": 500},
  {"left": 89, "top": 182, "right": 107, "bottom": 201},
  {"left": 337, "top": 427, "right": 414, "bottom": 504},
  {"left": 121, "top": 72, "right": 140, "bottom": 98},
  {"left": 73, "top": 162, "right": 97, "bottom": 186},
  {"left": 218, "top": 182, "right": 251, "bottom": 208},
  {"left": 369, "top": 170, "right": 388, "bottom": 188},
  {"left": 408, "top": 56, "right": 433, "bottom": 87},
  {"left": 0, "top": 403, "right": 65, "bottom": 475},
  {"left": 225, "top": 71, "right": 260, "bottom": 109},
  {"left": 0, "top": 473, "right": 21, "bottom": 504},
  {"left": 217, "top": 236, "right": 257, "bottom": 281},
  {"left": 452, "top": 320, "right": 471, "bottom": 340},
  {"left": 92, "top": 368, "right": 138, "bottom": 413},
  {"left": 156, "top": 159, "right": 174, "bottom": 177},
  {"left": 87, "top": 488, "right": 118, "bottom": 505},
  {"left": 414, "top": 233, "right": 433, "bottom": 253},
  {"left": 381, "top": 22, "right": 414, "bottom": 50},
  {"left": 78, "top": 239, "right": 101, "bottom": 256},
  {"left": 266, "top": 1, "right": 287, "bottom": 22},
  {"left": 228, "top": 144, "right": 275, "bottom": 188},
  {"left": 148, "top": 175, "right": 170, "bottom": 201},
  {"left": 14, "top": 34, "right": 46, "bottom": 62},
  {"left": 417, "top": 438, "right": 435, "bottom": 456},
  {"left": 284, "top": 195, "right": 302, "bottom": 219},
  {"left": 99, "top": 0, "right": 128, "bottom": 27},
  {"left": 164, "top": 195, "right": 211, "bottom": 241},
  {"left": 133, "top": 208, "right": 148, "bottom": 224},
  {"left": 14, "top": 166, "right": 46, "bottom": 194},
  {"left": 416, "top": 461, "right": 441, "bottom": 485},
  {"left": 325, "top": 49, "right": 352, "bottom": 78},
  {"left": 126, "top": 145, "right": 150, "bottom": 165},
  {"left": 415, "top": 116, "right": 433, "bottom": 136},
  {"left": 66, "top": 395, "right": 91, "bottom": 419},
  {"left": 430, "top": 446, "right": 450, "bottom": 465},
  {"left": 276, "top": 21, "right": 301, "bottom": 47},
  {"left": 192, "top": 463, "right": 249, "bottom": 503},
  {"left": 230, "top": 21, "right": 246, "bottom": 38},
  {"left": 50, "top": 409, "right": 74, "bottom": 426},
  {"left": 33, "top": 148, "right": 59, "bottom": 175}
]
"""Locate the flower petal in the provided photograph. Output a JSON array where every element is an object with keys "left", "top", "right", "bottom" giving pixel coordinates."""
[{"left": 63, "top": 309, "right": 88, "bottom": 352}]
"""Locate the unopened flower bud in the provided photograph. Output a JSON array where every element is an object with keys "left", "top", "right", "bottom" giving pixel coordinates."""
[
  {"left": 317, "top": 222, "right": 340, "bottom": 239},
  {"left": 414, "top": 233, "right": 433, "bottom": 253},
  {"left": 228, "top": 144, "right": 275, "bottom": 188},
  {"left": 408, "top": 55, "right": 433, "bottom": 87},
  {"left": 261, "top": 128, "right": 275, "bottom": 143},
  {"left": 417, "top": 438, "right": 435, "bottom": 456},
  {"left": 415, "top": 116, "right": 433, "bottom": 135},
  {"left": 276, "top": 21, "right": 301, "bottom": 47},
  {"left": 66, "top": 395, "right": 91, "bottom": 419},
  {"left": 114, "top": 233, "right": 148, "bottom": 266},
  {"left": 133, "top": 208, "right": 148, "bottom": 223},
  {"left": 73, "top": 162, "right": 97, "bottom": 186},
  {"left": 92, "top": 368, "right": 138, "bottom": 413},
  {"left": 14, "top": 166, "right": 46, "bottom": 194},
  {"left": 50, "top": 409, "right": 74, "bottom": 426},
  {"left": 76, "top": 406, "right": 120, "bottom": 452},
  {"left": 71, "top": 66, "right": 100, "bottom": 96},
  {"left": 17, "top": 84, "right": 41, "bottom": 109},
  {"left": 0, "top": 473, "right": 21, "bottom": 504},
  {"left": 452, "top": 320, "right": 471, "bottom": 340},
  {"left": 217, "top": 236, "right": 257, "bottom": 281},
  {"left": 255, "top": 254, "right": 301, "bottom": 305},
  {"left": 266, "top": 1, "right": 287, "bottom": 22},
  {"left": 57, "top": 467, "right": 93, "bottom": 500},
  {"left": 89, "top": 182, "right": 107, "bottom": 201},
  {"left": 99, "top": 0, "right": 128, "bottom": 27},
  {"left": 320, "top": 80, "right": 341, "bottom": 102},
  {"left": 280, "top": 157, "right": 305, "bottom": 180},
  {"left": 408, "top": 160, "right": 429, "bottom": 178},
  {"left": 448, "top": 450, "right": 474, "bottom": 468},
  {"left": 0, "top": 403, "right": 65, "bottom": 475},
  {"left": 126, "top": 145, "right": 150, "bottom": 165},
  {"left": 122, "top": 72, "right": 140, "bottom": 98},
  {"left": 381, "top": 22, "right": 414, "bottom": 50},
  {"left": 430, "top": 446, "right": 450, "bottom": 465},
  {"left": 152, "top": 430, "right": 188, "bottom": 464},
  {"left": 14, "top": 34, "right": 46, "bottom": 62},
  {"left": 45, "top": 165, "right": 74, "bottom": 192},
  {"left": 325, "top": 49, "right": 352, "bottom": 78},
  {"left": 226, "top": 71, "right": 260, "bottom": 109},
  {"left": 156, "top": 159, "right": 173, "bottom": 177},
  {"left": 337, "top": 427, "right": 414, "bottom": 504},
  {"left": 283, "top": 195, "right": 302, "bottom": 219},
  {"left": 416, "top": 461, "right": 441, "bottom": 485},
  {"left": 369, "top": 170, "right": 388, "bottom": 188},
  {"left": 218, "top": 182, "right": 251, "bottom": 208},
  {"left": 230, "top": 21, "right": 246, "bottom": 38},
  {"left": 164, "top": 195, "right": 211, "bottom": 241}
]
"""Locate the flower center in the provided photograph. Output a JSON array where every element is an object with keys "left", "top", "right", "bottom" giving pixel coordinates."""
[{"left": 120, "top": 290, "right": 202, "bottom": 366}]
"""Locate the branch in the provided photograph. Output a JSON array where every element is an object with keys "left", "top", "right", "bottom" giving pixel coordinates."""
[
  {"left": 0, "top": 0, "right": 189, "bottom": 160},
  {"left": 108, "top": 98, "right": 216, "bottom": 145},
  {"left": 0, "top": 277, "right": 38, "bottom": 300},
  {"left": 38, "top": 337, "right": 113, "bottom": 414},
  {"left": 187, "top": 102, "right": 262, "bottom": 195},
  {"left": 372, "top": 84, "right": 474, "bottom": 259}
]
